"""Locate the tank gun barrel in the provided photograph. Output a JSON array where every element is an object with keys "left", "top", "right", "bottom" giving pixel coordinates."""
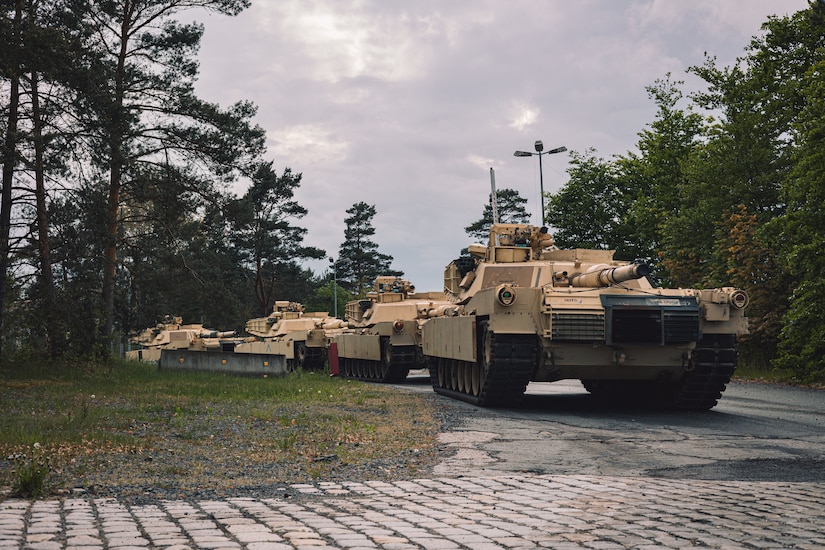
[
  {"left": 197, "top": 330, "right": 237, "bottom": 338},
  {"left": 570, "top": 263, "right": 650, "bottom": 288}
]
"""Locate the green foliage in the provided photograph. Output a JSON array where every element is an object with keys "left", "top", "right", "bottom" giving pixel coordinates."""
[
  {"left": 615, "top": 75, "right": 707, "bottom": 270},
  {"left": 4, "top": 0, "right": 825, "bottom": 385},
  {"left": 768, "top": 53, "right": 825, "bottom": 381},
  {"left": 546, "top": 76, "right": 707, "bottom": 274},
  {"left": 773, "top": 280, "right": 825, "bottom": 382},
  {"left": 227, "top": 161, "right": 326, "bottom": 316},
  {"left": 62, "top": 0, "right": 267, "bottom": 346},
  {"left": 0, "top": 0, "right": 331, "bottom": 356},
  {"left": 710, "top": 206, "right": 789, "bottom": 364},
  {"left": 544, "top": 4, "right": 825, "bottom": 379},
  {"left": 545, "top": 149, "right": 630, "bottom": 254},
  {"left": 304, "top": 279, "right": 354, "bottom": 319}
]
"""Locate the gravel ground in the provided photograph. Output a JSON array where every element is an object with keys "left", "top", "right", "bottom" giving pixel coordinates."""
[{"left": 6, "top": 393, "right": 462, "bottom": 506}]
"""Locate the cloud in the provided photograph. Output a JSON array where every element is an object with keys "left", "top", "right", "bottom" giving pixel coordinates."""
[
  {"left": 246, "top": 1, "right": 496, "bottom": 85},
  {"left": 268, "top": 124, "right": 350, "bottom": 167},
  {"left": 194, "top": 0, "right": 810, "bottom": 293},
  {"left": 509, "top": 102, "right": 540, "bottom": 132}
]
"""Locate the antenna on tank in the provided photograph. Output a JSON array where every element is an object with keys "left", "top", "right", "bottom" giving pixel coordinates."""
[
  {"left": 490, "top": 167, "right": 500, "bottom": 247},
  {"left": 490, "top": 167, "right": 499, "bottom": 224}
]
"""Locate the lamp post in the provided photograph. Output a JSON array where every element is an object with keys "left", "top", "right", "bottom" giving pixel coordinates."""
[{"left": 514, "top": 140, "right": 567, "bottom": 224}]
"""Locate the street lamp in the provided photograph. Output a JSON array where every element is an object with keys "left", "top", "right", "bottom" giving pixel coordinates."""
[{"left": 514, "top": 140, "right": 567, "bottom": 224}]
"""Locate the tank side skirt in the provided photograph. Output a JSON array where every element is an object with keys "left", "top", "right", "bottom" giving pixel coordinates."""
[
  {"left": 429, "top": 321, "right": 536, "bottom": 407},
  {"left": 339, "top": 338, "right": 415, "bottom": 383}
]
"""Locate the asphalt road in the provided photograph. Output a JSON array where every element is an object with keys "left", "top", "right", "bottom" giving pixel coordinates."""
[{"left": 402, "top": 372, "right": 825, "bottom": 483}]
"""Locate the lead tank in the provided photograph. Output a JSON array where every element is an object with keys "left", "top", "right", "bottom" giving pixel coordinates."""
[
  {"left": 235, "top": 301, "right": 347, "bottom": 371},
  {"left": 334, "top": 276, "right": 457, "bottom": 382},
  {"left": 422, "top": 223, "right": 749, "bottom": 409}
]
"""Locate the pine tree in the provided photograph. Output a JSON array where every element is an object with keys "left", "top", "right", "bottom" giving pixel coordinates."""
[
  {"left": 336, "top": 202, "right": 401, "bottom": 297},
  {"left": 464, "top": 188, "right": 531, "bottom": 242},
  {"left": 69, "top": 0, "right": 264, "bottom": 352}
]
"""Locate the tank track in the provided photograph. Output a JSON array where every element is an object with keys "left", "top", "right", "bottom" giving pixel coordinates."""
[
  {"left": 429, "top": 329, "right": 537, "bottom": 407},
  {"left": 385, "top": 344, "right": 414, "bottom": 383},
  {"left": 672, "top": 333, "right": 738, "bottom": 410},
  {"left": 301, "top": 347, "right": 328, "bottom": 370},
  {"left": 289, "top": 343, "right": 327, "bottom": 371},
  {"left": 339, "top": 343, "right": 414, "bottom": 383}
]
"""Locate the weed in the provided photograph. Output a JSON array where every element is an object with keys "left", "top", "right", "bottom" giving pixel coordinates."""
[
  {"left": 276, "top": 430, "right": 299, "bottom": 452},
  {"left": 10, "top": 443, "right": 52, "bottom": 499}
]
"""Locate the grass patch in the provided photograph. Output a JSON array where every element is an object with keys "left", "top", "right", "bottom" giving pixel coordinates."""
[{"left": 0, "top": 359, "right": 443, "bottom": 498}]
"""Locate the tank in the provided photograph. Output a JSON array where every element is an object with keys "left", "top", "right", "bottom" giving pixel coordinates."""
[
  {"left": 333, "top": 276, "right": 458, "bottom": 383},
  {"left": 126, "top": 315, "right": 246, "bottom": 361},
  {"left": 422, "top": 223, "right": 749, "bottom": 409},
  {"left": 235, "top": 301, "right": 347, "bottom": 371}
]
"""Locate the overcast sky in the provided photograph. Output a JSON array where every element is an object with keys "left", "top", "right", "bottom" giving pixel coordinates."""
[{"left": 191, "top": 0, "right": 808, "bottom": 294}]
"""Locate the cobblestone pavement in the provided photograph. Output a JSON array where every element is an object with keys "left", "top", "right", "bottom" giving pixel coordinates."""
[{"left": 2, "top": 474, "right": 824, "bottom": 549}]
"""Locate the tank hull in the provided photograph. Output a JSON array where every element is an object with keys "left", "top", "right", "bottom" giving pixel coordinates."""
[{"left": 127, "top": 317, "right": 246, "bottom": 361}]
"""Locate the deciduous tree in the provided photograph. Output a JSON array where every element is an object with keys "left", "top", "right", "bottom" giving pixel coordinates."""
[{"left": 545, "top": 149, "right": 629, "bottom": 255}]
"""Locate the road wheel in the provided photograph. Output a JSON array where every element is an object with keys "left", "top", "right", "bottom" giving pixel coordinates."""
[
  {"left": 470, "top": 361, "right": 483, "bottom": 397},
  {"left": 437, "top": 358, "right": 447, "bottom": 388},
  {"left": 450, "top": 360, "right": 459, "bottom": 390}
]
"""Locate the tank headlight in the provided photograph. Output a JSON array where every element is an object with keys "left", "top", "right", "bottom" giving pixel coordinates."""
[
  {"left": 393, "top": 320, "right": 405, "bottom": 332},
  {"left": 730, "top": 289, "right": 749, "bottom": 309},
  {"left": 496, "top": 285, "right": 517, "bottom": 306}
]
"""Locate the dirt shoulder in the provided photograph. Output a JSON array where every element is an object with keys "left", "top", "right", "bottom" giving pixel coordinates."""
[{"left": 0, "top": 365, "right": 461, "bottom": 504}]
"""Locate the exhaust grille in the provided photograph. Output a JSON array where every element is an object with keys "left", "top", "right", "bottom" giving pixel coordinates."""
[
  {"left": 550, "top": 312, "right": 605, "bottom": 342},
  {"left": 663, "top": 311, "right": 701, "bottom": 343},
  {"left": 602, "top": 295, "right": 701, "bottom": 346}
]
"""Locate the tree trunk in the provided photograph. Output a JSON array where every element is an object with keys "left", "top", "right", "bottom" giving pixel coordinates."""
[
  {"left": 0, "top": 0, "right": 23, "bottom": 363},
  {"left": 31, "top": 70, "right": 61, "bottom": 357},
  {"left": 100, "top": 11, "right": 131, "bottom": 353}
]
